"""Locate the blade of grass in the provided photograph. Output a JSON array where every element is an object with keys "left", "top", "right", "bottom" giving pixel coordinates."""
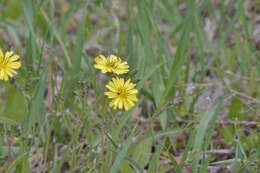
[
  {"left": 192, "top": 111, "right": 214, "bottom": 173},
  {"left": 205, "top": 0, "right": 244, "bottom": 70},
  {"left": 40, "top": 9, "right": 71, "bottom": 67},
  {"left": 21, "top": 0, "right": 34, "bottom": 35},
  {"left": 110, "top": 123, "right": 138, "bottom": 173},
  {"left": 125, "top": 157, "right": 144, "bottom": 173},
  {"left": 192, "top": 94, "right": 225, "bottom": 173},
  {"left": 147, "top": 138, "right": 165, "bottom": 173},
  {"left": 22, "top": 0, "right": 38, "bottom": 67},
  {"left": 168, "top": 151, "right": 182, "bottom": 173},
  {"left": 194, "top": 7, "right": 206, "bottom": 82},
  {"left": 111, "top": 100, "right": 142, "bottom": 141},
  {"left": 159, "top": 0, "right": 195, "bottom": 108},
  {"left": 26, "top": 66, "right": 48, "bottom": 131},
  {"left": 63, "top": 5, "right": 87, "bottom": 107},
  {"left": 6, "top": 152, "right": 29, "bottom": 173},
  {"left": 137, "top": 62, "right": 166, "bottom": 90}
]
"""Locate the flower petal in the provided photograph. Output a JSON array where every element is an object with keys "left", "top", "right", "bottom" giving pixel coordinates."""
[
  {"left": 104, "top": 77, "right": 138, "bottom": 111},
  {"left": 5, "top": 51, "right": 13, "bottom": 58}
]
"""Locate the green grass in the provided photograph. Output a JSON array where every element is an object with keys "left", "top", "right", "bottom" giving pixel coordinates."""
[{"left": 0, "top": 0, "right": 259, "bottom": 172}]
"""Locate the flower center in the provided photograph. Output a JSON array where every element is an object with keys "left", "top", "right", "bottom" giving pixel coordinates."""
[
  {"left": 0, "top": 62, "right": 6, "bottom": 69},
  {"left": 117, "top": 89, "right": 127, "bottom": 98},
  {"left": 107, "top": 61, "right": 117, "bottom": 69}
]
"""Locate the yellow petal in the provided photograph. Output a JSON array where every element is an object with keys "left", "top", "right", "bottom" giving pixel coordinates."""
[
  {"left": 3, "top": 73, "right": 9, "bottom": 81},
  {"left": 104, "top": 91, "right": 118, "bottom": 98},
  {"left": 124, "top": 100, "right": 129, "bottom": 111},
  {"left": 9, "top": 55, "right": 20, "bottom": 62},
  {"left": 8, "top": 62, "right": 21, "bottom": 69},
  {"left": 128, "top": 94, "right": 138, "bottom": 102},
  {"left": 0, "top": 70, "right": 5, "bottom": 78},
  {"left": 0, "top": 49, "right": 3, "bottom": 58},
  {"left": 128, "top": 89, "right": 138, "bottom": 94},
  {"left": 5, "top": 51, "right": 13, "bottom": 58},
  {"left": 118, "top": 99, "right": 123, "bottom": 109}
]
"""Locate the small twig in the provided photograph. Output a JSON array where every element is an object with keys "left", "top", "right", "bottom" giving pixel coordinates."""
[
  {"left": 47, "top": 61, "right": 53, "bottom": 109},
  {"left": 217, "top": 120, "right": 259, "bottom": 127},
  {"left": 225, "top": 70, "right": 260, "bottom": 82},
  {"left": 235, "top": 159, "right": 259, "bottom": 173},
  {"left": 205, "top": 149, "right": 234, "bottom": 154},
  {"left": 228, "top": 87, "right": 260, "bottom": 104}
]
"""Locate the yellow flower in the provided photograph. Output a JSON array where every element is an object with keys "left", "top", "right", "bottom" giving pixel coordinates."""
[
  {"left": 94, "top": 54, "right": 129, "bottom": 75},
  {"left": 105, "top": 77, "right": 138, "bottom": 111},
  {"left": 0, "top": 49, "right": 21, "bottom": 81}
]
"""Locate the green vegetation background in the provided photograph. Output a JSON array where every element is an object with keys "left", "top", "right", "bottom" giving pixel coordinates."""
[{"left": 0, "top": 0, "right": 259, "bottom": 172}]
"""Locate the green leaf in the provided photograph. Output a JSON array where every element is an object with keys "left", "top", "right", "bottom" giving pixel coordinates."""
[
  {"left": 132, "top": 138, "right": 152, "bottom": 168},
  {"left": 111, "top": 100, "right": 142, "bottom": 142},
  {"left": 0, "top": 86, "right": 28, "bottom": 123},
  {"left": 192, "top": 111, "right": 214, "bottom": 173},
  {"left": 192, "top": 94, "right": 224, "bottom": 173},
  {"left": 137, "top": 62, "right": 166, "bottom": 90},
  {"left": 159, "top": 0, "right": 195, "bottom": 107},
  {"left": 6, "top": 152, "right": 30, "bottom": 173},
  {"left": 63, "top": 6, "right": 87, "bottom": 107},
  {"left": 159, "top": 111, "right": 168, "bottom": 130},
  {"left": 119, "top": 160, "right": 135, "bottom": 173},
  {"left": 21, "top": 0, "right": 35, "bottom": 35},
  {"left": 219, "top": 125, "right": 234, "bottom": 146},
  {"left": 125, "top": 157, "right": 144, "bottom": 173},
  {"left": 147, "top": 139, "right": 165, "bottom": 173},
  {"left": 26, "top": 68, "right": 48, "bottom": 131},
  {"left": 1, "top": 0, "right": 23, "bottom": 20},
  {"left": 0, "top": 146, "right": 20, "bottom": 158},
  {"left": 228, "top": 96, "right": 242, "bottom": 120},
  {"left": 168, "top": 151, "right": 182, "bottom": 173},
  {"left": 110, "top": 124, "right": 137, "bottom": 173}
]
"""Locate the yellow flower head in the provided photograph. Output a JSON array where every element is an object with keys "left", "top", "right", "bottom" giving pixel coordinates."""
[
  {"left": 105, "top": 77, "right": 138, "bottom": 111},
  {"left": 0, "top": 49, "right": 21, "bottom": 81},
  {"left": 94, "top": 54, "right": 129, "bottom": 75}
]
